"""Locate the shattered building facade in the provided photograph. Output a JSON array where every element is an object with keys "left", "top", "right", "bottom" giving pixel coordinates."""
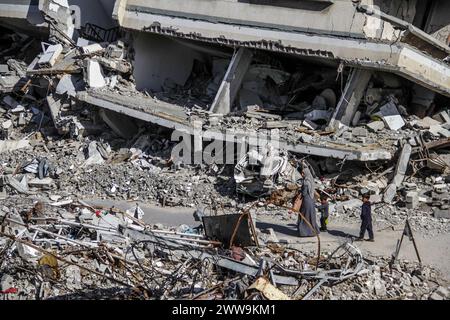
[
  {"left": 1, "top": 0, "right": 450, "bottom": 301},
  {"left": 1, "top": 0, "right": 450, "bottom": 161}
]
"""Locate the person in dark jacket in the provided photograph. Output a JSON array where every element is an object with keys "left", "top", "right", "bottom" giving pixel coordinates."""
[
  {"left": 317, "top": 195, "right": 329, "bottom": 232},
  {"left": 356, "top": 194, "right": 374, "bottom": 242}
]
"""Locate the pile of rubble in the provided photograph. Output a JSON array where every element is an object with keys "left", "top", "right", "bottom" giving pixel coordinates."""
[
  {"left": 0, "top": 141, "right": 235, "bottom": 207},
  {"left": 1, "top": 201, "right": 448, "bottom": 300},
  {"left": 309, "top": 256, "right": 449, "bottom": 300},
  {"left": 1, "top": 1, "right": 450, "bottom": 301}
]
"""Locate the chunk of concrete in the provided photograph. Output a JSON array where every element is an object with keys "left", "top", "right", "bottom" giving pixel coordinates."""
[
  {"left": 85, "top": 60, "right": 106, "bottom": 88},
  {"left": 416, "top": 116, "right": 441, "bottom": 128},
  {"left": 0, "top": 64, "right": 9, "bottom": 74},
  {"left": 369, "top": 194, "right": 382, "bottom": 204},
  {"left": 0, "top": 140, "right": 31, "bottom": 153},
  {"left": 2, "top": 119, "right": 13, "bottom": 130},
  {"left": 0, "top": 75, "right": 21, "bottom": 92},
  {"left": 384, "top": 143, "right": 412, "bottom": 203},
  {"left": 38, "top": 44, "right": 63, "bottom": 67},
  {"left": 81, "top": 43, "right": 104, "bottom": 55},
  {"left": 98, "top": 109, "right": 138, "bottom": 139},
  {"left": 298, "top": 133, "right": 313, "bottom": 143},
  {"left": 434, "top": 286, "right": 449, "bottom": 299},
  {"left": 302, "top": 119, "right": 318, "bottom": 130},
  {"left": 352, "top": 127, "right": 368, "bottom": 137},
  {"left": 378, "top": 102, "right": 405, "bottom": 131},
  {"left": 432, "top": 111, "right": 450, "bottom": 124},
  {"left": 106, "top": 41, "right": 125, "bottom": 60},
  {"left": 56, "top": 75, "right": 84, "bottom": 97},
  {"left": 46, "top": 96, "right": 61, "bottom": 127},
  {"left": 366, "top": 121, "right": 385, "bottom": 132},
  {"left": 28, "top": 178, "right": 54, "bottom": 187},
  {"left": 406, "top": 191, "right": 419, "bottom": 209},
  {"left": 84, "top": 141, "right": 105, "bottom": 166},
  {"left": 429, "top": 125, "right": 450, "bottom": 138},
  {"left": 65, "top": 265, "right": 82, "bottom": 290}
]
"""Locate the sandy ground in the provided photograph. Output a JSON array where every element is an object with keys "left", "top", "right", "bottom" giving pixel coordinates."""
[{"left": 86, "top": 199, "right": 450, "bottom": 283}]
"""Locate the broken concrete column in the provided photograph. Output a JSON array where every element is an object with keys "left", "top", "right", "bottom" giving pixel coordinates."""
[
  {"left": 98, "top": 109, "right": 138, "bottom": 139},
  {"left": 328, "top": 68, "right": 372, "bottom": 130},
  {"left": 209, "top": 48, "right": 253, "bottom": 115},
  {"left": 383, "top": 143, "right": 412, "bottom": 204},
  {"left": 46, "top": 95, "right": 61, "bottom": 127}
]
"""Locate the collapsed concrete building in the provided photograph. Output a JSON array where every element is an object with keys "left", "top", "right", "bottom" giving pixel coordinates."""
[
  {"left": 1, "top": 0, "right": 450, "bottom": 163},
  {"left": 2, "top": 1, "right": 450, "bottom": 301}
]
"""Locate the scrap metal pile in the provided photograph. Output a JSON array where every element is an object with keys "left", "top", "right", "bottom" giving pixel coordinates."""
[{"left": 1, "top": 201, "right": 447, "bottom": 300}]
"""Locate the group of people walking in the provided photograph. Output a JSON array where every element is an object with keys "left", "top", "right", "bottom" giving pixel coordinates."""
[{"left": 293, "top": 164, "right": 374, "bottom": 242}]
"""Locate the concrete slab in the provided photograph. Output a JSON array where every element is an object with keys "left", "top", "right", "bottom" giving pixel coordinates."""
[{"left": 77, "top": 89, "right": 392, "bottom": 161}]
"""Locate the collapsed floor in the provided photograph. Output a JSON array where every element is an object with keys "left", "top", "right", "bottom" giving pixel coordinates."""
[{"left": 1, "top": 23, "right": 450, "bottom": 300}]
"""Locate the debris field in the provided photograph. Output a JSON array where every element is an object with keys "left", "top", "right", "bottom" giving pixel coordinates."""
[{"left": 1, "top": 0, "right": 450, "bottom": 301}]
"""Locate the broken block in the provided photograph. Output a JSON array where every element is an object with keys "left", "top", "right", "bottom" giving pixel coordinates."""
[
  {"left": 85, "top": 60, "right": 106, "bottom": 88},
  {"left": 28, "top": 177, "right": 54, "bottom": 187},
  {"left": 56, "top": 75, "right": 84, "bottom": 97},
  {"left": 429, "top": 125, "right": 450, "bottom": 138},
  {"left": 302, "top": 119, "right": 318, "bottom": 130},
  {"left": 406, "top": 191, "right": 419, "bottom": 209},
  {"left": 432, "top": 111, "right": 450, "bottom": 124},
  {"left": 106, "top": 41, "right": 125, "bottom": 60},
  {"left": 81, "top": 43, "right": 104, "bottom": 55},
  {"left": 417, "top": 116, "right": 442, "bottom": 128},
  {"left": 2, "top": 119, "right": 13, "bottom": 131},
  {"left": 38, "top": 44, "right": 63, "bottom": 68},
  {"left": 377, "top": 101, "right": 405, "bottom": 131},
  {"left": 0, "top": 64, "right": 9, "bottom": 74},
  {"left": 352, "top": 127, "right": 368, "bottom": 137}
]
